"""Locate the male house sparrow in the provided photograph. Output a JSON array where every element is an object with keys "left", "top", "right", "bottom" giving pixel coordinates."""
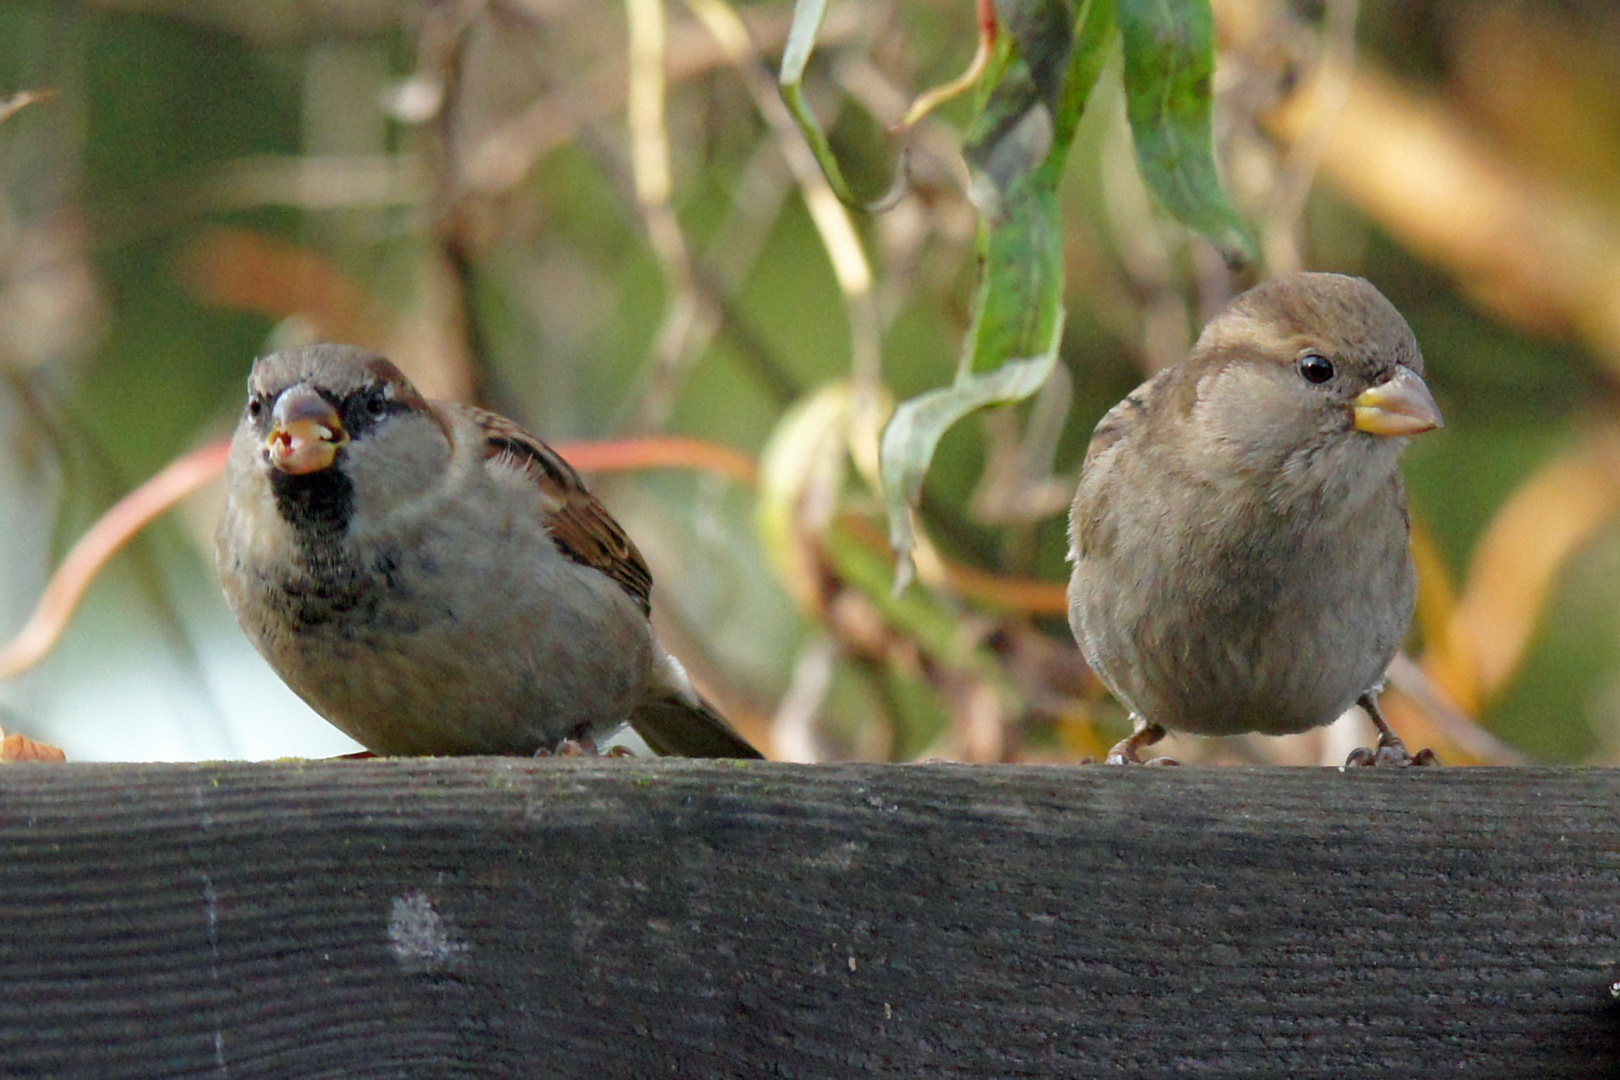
[
  {"left": 215, "top": 344, "right": 763, "bottom": 759},
  {"left": 1067, "top": 273, "right": 1442, "bottom": 766}
]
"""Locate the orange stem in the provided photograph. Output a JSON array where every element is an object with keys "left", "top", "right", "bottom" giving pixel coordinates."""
[
  {"left": 896, "top": 0, "right": 1000, "bottom": 131},
  {"left": 0, "top": 426, "right": 1067, "bottom": 685},
  {"left": 0, "top": 434, "right": 758, "bottom": 681},
  {"left": 0, "top": 440, "right": 231, "bottom": 680},
  {"left": 556, "top": 434, "right": 760, "bottom": 486}
]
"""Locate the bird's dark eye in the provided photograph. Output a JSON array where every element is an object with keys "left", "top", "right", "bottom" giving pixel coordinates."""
[
  {"left": 1298, "top": 354, "right": 1335, "bottom": 384},
  {"left": 364, "top": 389, "right": 389, "bottom": 419},
  {"left": 246, "top": 396, "right": 263, "bottom": 420}
]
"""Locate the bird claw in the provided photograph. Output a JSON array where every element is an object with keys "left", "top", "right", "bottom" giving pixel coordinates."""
[
  {"left": 534, "top": 733, "right": 638, "bottom": 758},
  {"left": 1097, "top": 724, "right": 1178, "bottom": 765},
  {"left": 1345, "top": 692, "right": 1440, "bottom": 767},
  {"left": 1344, "top": 735, "right": 1439, "bottom": 768},
  {"left": 535, "top": 731, "right": 600, "bottom": 758},
  {"left": 1100, "top": 750, "right": 1182, "bottom": 766}
]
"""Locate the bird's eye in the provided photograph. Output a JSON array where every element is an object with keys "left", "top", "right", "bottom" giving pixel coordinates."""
[
  {"left": 364, "top": 390, "right": 389, "bottom": 419},
  {"left": 246, "top": 396, "right": 263, "bottom": 419},
  {"left": 1298, "top": 354, "right": 1335, "bottom": 384}
]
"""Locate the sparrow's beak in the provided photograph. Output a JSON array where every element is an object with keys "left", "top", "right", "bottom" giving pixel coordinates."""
[
  {"left": 266, "top": 385, "right": 348, "bottom": 475},
  {"left": 1352, "top": 366, "right": 1443, "bottom": 437}
]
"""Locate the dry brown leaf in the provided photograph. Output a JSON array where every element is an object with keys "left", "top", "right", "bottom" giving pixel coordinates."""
[
  {"left": 0, "top": 440, "right": 230, "bottom": 682},
  {"left": 1434, "top": 434, "right": 1620, "bottom": 710},
  {"left": 177, "top": 228, "right": 481, "bottom": 402},
  {"left": 1450, "top": 7, "right": 1620, "bottom": 206},
  {"left": 1267, "top": 44, "right": 1620, "bottom": 369},
  {"left": 0, "top": 89, "right": 53, "bottom": 126},
  {"left": 175, "top": 227, "right": 389, "bottom": 346},
  {"left": 1409, "top": 518, "right": 1471, "bottom": 710}
]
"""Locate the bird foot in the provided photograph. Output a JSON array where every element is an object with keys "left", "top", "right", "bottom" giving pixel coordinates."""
[
  {"left": 535, "top": 731, "right": 600, "bottom": 757},
  {"left": 1095, "top": 747, "right": 1182, "bottom": 766},
  {"left": 534, "top": 733, "right": 638, "bottom": 758},
  {"left": 1091, "top": 753, "right": 1181, "bottom": 766},
  {"left": 1346, "top": 692, "right": 1440, "bottom": 767},
  {"left": 1344, "top": 734, "right": 1439, "bottom": 768},
  {"left": 1093, "top": 724, "right": 1180, "bottom": 766}
]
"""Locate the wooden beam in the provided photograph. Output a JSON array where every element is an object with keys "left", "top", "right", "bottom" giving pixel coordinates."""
[{"left": 1, "top": 760, "right": 1618, "bottom": 1077}]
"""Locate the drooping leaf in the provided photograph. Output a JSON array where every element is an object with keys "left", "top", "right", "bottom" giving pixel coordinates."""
[
  {"left": 991, "top": 0, "right": 1077, "bottom": 115},
  {"left": 881, "top": 337, "right": 1063, "bottom": 582},
  {"left": 1116, "top": 0, "right": 1257, "bottom": 262},
  {"left": 882, "top": 0, "right": 1115, "bottom": 573},
  {"left": 1049, "top": 0, "right": 1117, "bottom": 154},
  {"left": 779, "top": 0, "right": 900, "bottom": 208}
]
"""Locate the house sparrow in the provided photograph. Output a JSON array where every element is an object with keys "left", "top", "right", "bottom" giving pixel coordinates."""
[
  {"left": 215, "top": 344, "right": 763, "bottom": 760},
  {"left": 1067, "top": 273, "right": 1442, "bottom": 766}
]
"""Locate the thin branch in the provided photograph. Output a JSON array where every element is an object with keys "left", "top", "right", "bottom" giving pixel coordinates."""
[
  {"left": 682, "top": 0, "right": 882, "bottom": 396},
  {"left": 0, "top": 440, "right": 231, "bottom": 681},
  {"left": 624, "top": 0, "right": 718, "bottom": 431},
  {"left": 0, "top": 89, "right": 54, "bottom": 126},
  {"left": 557, "top": 434, "right": 759, "bottom": 486},
  {"left": 1261, "top": 0, "right": 1360, "bottom": 274},
  {"left": 897, "top": 0, "right": 997, "bottom": 130}
]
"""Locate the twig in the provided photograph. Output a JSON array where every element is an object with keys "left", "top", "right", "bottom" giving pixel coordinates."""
[
  {"left": 624, "top": 0, "right": 717, "bottom": 431},
  {"left": 0, "top": 89, "right": 54, "bottom": 126},
  {"left": 897, "top": 0, "right": 997, "bottom": 130},
  {"left": 557, "top": 434, "right": 759, "bottom": 486},
  {"left": 682, "top": 0, "right": 882, "bottom": 396},
  {"left": 0, "top": 440, "right": 231, "bottom": 681}
]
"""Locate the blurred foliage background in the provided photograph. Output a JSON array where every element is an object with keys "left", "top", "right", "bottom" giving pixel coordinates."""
[{"left": 1, "top": 0, "right": 1618, "bottom": 765}]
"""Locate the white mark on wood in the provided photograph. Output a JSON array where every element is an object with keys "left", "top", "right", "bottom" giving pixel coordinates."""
[
  {"left": 808, "top": 839, "right": 863, "bottom": 871},
  {"left": 192, "top": 781, "right": 229, "bottom": 1076},
  {"left": 848, "top": 954, "right": 857, "bottom": 972},
  {"left": 201, "top": 874, "right": 221, "bottom": 957},
  {"left": 193, "top": 780, "right": 216, "bottom": 831},
  {"left": 388, "top": 890, "right": 469, "bottom": 972},
  {"left": 198, "top": 870, "right": 229, "bottom": 1076}
]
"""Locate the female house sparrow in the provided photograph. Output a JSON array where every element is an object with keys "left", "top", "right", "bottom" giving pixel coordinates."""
[
  {"left": 1067, "top": 273, "right": 1442, "bottom": 766},
  {"left": 215, "top": 345, "right": 763, "bottom": 760}
]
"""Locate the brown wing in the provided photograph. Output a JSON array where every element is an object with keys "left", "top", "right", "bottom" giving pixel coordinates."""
[
  {"left": 463, "top": 406, "right": 654, "bottom": 616},
  {"left": 1070, "top": 378, "right": 1157, "bottom": 561}
]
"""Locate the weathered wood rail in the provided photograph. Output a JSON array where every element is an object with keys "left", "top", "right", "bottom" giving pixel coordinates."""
[{"left": 0, "top": 760, "right": 1617, "bottom": 1078}]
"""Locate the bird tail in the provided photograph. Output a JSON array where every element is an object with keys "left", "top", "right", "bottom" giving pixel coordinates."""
[{"left": 629, "top": 654, "right": 765, "bottom": 760}]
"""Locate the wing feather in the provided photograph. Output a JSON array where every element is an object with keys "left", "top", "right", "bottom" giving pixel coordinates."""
[{"left": 463, "top": 406, "right": 654, "bottom": 615}]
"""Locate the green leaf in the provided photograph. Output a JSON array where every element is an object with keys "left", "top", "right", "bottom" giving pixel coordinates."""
[
  {"left": 880, "top": 319, "right": 1064, "bottom": 579},
  {"left": 991, "top": 0, "right": 1078, "bottom": 110},
  {"left": 882, "top": 0, "right": 1117, "bottom": 574},
  {"left": 779, "top": 0, "right": 901, "bottom": 208},
  {"left": 960, "top": 185, "right": 1065, "bottom": 377},
  {"left": 1049, "top": 0, "right": 1118, "bottom": 155},
  {"left": 1116, "top": 0, "right": 1257, "bottom": 263}
]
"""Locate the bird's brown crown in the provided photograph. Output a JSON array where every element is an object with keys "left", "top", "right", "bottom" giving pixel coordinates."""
[
  {"left": 247, "top": 345, "right": 430, "bottom": 414},
  {"left": 1191, "top": 272, "right": 1423, "bottom": 380}
]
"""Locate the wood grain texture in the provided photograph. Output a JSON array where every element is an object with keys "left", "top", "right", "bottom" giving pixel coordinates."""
[{"left": 0, "top": 760, "right": 1618, "bottom": 1078}]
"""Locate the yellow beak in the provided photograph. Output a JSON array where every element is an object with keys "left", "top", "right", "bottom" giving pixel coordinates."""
[
  {"left": 266, "top": 386, "right": 348, "bottom": 475},
  {"left": 1352, "top": 366, "right": 1443, "bottom": 437}
]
